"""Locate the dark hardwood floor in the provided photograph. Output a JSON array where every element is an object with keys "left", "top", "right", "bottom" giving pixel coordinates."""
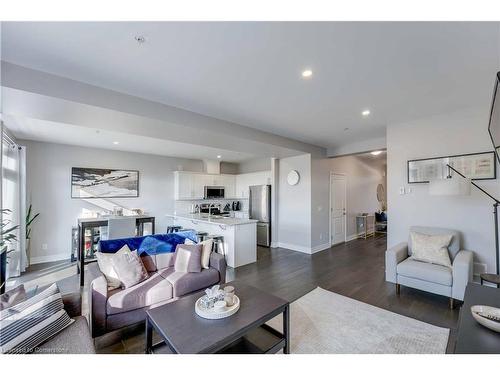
[
  {"left": 228, "top": 235, "right": 460, "bottom": 353},
  {"left": 12, "top": 235, "right": 461, "bottom": 353}
]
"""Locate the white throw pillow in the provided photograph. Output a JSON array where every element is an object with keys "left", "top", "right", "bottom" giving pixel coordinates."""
[
  {"left": 199, "top": 239, "right": 214, "bottom": 269},
  {"left": 110, "top": 247, "right": 149, "bottom": 289},
  {"left": 96, "top": 250, "right": 124, "bottom": 290},
  {"left": 410, "top": 232, "right": 453, "bottom": 268}
]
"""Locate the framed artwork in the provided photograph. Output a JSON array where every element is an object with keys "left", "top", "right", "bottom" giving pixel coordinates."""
[
  {"left": 407, "top": 151, "right": 496, "bottom": 183},
  {"left": 71, "top": 167, "right": 139, "bottom": 198}
]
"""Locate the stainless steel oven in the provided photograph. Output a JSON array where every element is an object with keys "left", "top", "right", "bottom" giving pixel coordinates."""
[{"left": 204, "top": 186, "right": 225, "bottom": 199}]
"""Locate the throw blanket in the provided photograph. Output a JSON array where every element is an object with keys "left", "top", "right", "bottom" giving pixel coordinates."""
[{"left": 99, "top": 231, "right": 197, "bottom": 255}]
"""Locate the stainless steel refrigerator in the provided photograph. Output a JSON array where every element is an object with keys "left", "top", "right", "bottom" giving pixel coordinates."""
[{"left": 249, "top": 185, "right": 271, "bottom": 247}]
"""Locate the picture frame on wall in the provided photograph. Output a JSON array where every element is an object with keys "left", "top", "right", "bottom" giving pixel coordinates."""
[
  {"left": 407, "top": 151, "right": 496, "bottom": 183},
  {"left": 71, "top": 167, "right": 139, "bottom": 198}
]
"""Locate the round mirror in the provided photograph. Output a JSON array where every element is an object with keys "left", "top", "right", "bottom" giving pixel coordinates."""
[
  {"left": 376, "top": 184, "right": 385, "bottom": 202},
  {"left": 287, "top": 170, "right": 300, "bottom": 186}
]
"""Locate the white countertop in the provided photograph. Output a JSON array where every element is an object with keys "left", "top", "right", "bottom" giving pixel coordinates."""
[
  {"left": 77, "top": 215, "right": 152, "bottom": 223},
  {"left": 166, "top": 213, "right": 258, "bottom": 226}
]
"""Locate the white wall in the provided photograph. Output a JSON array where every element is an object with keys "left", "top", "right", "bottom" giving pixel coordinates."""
[
  {"left": 237, "top": 158, "right": 271, "bottom": 174},
  {"left": 327, "top": 136, "right": 386, "bottom": 157},
  {"left": 387, "top": 107, "right": 500, "bottom": 274},
  {"left": 22, "top": 140, "right": 203, "bottom": 263},
  {"left": 277, "top": 154, "right": 312, "bottom": 253},
  {"left": 311, "top": 155, "right": 386, "bottom": 249}
]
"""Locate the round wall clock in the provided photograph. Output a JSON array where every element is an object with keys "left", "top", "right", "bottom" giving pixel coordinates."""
[{"left": 287, "top": 170, "right": 300, "bottom": 186}]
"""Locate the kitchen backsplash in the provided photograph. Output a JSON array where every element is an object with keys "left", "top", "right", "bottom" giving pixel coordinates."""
[{"left": 174, "top": 198, "right": 249, "bottom": 214}]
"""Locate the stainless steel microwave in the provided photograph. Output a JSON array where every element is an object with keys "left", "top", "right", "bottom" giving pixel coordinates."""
[{"left": 204, "top": 186, "right": 225, "bottom": 199}]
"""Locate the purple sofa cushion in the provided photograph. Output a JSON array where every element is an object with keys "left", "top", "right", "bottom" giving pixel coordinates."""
[
  {"left": 159, "top": 268, "right": 220, "bottom": 298},
  {"left": 106, "top": 272, "right": 173, "bottom": 315}
]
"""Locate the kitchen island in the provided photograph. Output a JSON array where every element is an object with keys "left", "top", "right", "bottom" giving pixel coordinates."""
[{"left": 165, "top": 213, "right": 257, "bottom": 268}]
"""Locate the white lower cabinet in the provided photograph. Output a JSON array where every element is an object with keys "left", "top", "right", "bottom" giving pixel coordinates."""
[{"left": 172, "top": 217, "right": 256, "bottom": 268}]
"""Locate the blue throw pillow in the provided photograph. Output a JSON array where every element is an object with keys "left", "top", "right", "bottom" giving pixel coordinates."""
[{"left": 138, "top": 236, "right": 175, "bottom": 256}]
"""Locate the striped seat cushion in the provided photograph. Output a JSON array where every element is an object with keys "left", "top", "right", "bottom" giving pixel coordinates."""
[{"left": 0, "top": 283, "right": 74, "bottom": 354}]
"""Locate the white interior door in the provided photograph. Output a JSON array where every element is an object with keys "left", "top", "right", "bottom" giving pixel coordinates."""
[{"left": 330, "top": 173, "right": 346, "bottom": 245}]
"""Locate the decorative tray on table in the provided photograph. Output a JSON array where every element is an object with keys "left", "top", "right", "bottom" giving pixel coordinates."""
[{"left": 195, "top": 295, "right": 240, "bottom": 320}]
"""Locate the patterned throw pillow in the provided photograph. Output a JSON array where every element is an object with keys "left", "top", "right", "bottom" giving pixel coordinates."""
[
  {"left": 0, "top": 284, "right": 27, "bottom": 311},
  {"left": 111, "top": 247, "right": 150, "bottom": 289},
  {"left": 0, "top": 283, "right": 73, "bottom": 354},
  {"left": 410, "top": 232, "right": 453, "bottom": 268}
]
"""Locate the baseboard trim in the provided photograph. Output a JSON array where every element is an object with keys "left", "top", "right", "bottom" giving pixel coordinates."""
[
  {"left": 311, "top": 243, "right": 331, "bottom": 254},
  {"left": 30, "top": 253, "right": 69, "bottom": 265},
  {"left": 346, "top": 234, "right": 358, "bottom": 242},
  {"left": 277, "top": 242, "right": 312, "bottom": 254}
]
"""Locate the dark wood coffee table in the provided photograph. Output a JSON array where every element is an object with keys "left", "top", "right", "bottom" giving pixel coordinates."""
[
  {"left": 145, "top": 280, "right": 290, "bottom": 354},
  {"left": 454, "top": 283, "right": 500, "bottom": 353}
]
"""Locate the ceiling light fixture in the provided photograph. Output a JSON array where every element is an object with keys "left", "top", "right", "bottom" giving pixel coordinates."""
[
  {"left": 217, "top": 155, "right": 222, "bottom": 159},
  {"left": 362, "top": 109, "right": 371, "bottom": 117},
  {"left": 113, "top": 141, "right": 119, "bottom": 145},
  {"left": 371, "top": 150, "right": 382, "bottom": 156},
  {"left": 301, "top": 69, "right": 313, "bottom": 78}
]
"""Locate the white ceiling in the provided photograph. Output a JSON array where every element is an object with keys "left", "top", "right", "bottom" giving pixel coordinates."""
[
  {"left": 4, "top": 115, "right": 255, "bottom": 162},
  {"left": 2, "top": 22, "right": 500, "bottom": 149}
]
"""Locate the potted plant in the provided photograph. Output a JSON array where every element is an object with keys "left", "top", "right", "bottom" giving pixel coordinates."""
[
  {"left": 1, "top": 209, "right": 19, "bottom": 294},
  {"left": 26, "top": 203, "right": 40, "bottom": 265}
]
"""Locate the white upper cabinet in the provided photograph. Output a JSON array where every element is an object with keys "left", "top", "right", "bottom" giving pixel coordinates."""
[
  {"left": 192, "top": 174, "right": 207, "bottom": 199},
  {"left": 235, "top": 171, "right": 272, "bottom": 198},
  {"left": 174, "top": 171, "right": 238, "bottom": 200},
  {"left": 174, "top": 172, "right": 195, "bottom": 200},
  {"left": 221, "top": 174, "right": 236, "bottom": 198}
]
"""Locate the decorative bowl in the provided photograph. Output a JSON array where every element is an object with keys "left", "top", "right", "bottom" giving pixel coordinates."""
[{"left": 471, "top": 305, "right": 500, "bottom": 333}]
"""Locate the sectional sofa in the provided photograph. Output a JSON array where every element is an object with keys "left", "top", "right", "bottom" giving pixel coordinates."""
[{"left": 88, "top": 233, "right": 226, "bottom": 337}]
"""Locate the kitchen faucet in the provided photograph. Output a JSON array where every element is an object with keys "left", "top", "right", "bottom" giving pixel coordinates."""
[{"left": 208, "top": 203, "right": 217, "bottom": 217}]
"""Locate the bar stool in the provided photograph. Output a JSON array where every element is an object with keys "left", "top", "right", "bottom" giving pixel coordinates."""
[
  {"left": 196, "top": 231, "right": 209, "bottom": 242},
  {"left": 206, "top": 235, "right": 225, "bottom": 259},
  {"left": 166, "top": 225, "right": 182, "bottom": 233}
]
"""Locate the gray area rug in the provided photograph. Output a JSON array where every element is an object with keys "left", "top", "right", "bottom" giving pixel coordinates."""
[{"left": 267, "top": 287, "right": 449, "bottom": 354}]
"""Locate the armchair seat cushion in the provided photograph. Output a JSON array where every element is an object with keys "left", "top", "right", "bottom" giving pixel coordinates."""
[
  {"left": 397, "top": 258, "right": 452, "bottom": 286},
  {"left": 106, "top": 272, "right": 172, "bottom": 315}
]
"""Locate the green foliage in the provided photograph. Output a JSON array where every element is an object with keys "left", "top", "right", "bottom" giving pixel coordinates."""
[
  {"left": 1, "top": 209, "right": 18, "bottom": 255},
  {"left": 26, "top": 204, "right": 40, "bottom": 241}
]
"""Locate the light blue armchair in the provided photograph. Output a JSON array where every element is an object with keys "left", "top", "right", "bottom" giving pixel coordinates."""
[{"left": 385, "top": 226, "right": 473, "bottom": 309}]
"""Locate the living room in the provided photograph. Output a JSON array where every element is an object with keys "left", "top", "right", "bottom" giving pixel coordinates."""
[{"left": 2, "top": 1, "right": 500, "bottom": 373}]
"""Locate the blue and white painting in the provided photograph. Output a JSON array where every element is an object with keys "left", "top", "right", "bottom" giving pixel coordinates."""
[{"left": 71, "top": 167, "right": 139, "bottom": 198}]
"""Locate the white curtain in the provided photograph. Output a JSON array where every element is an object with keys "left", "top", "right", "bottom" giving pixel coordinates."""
[{"left": 1, "top": 127, "right": 27, "bottom": 278}]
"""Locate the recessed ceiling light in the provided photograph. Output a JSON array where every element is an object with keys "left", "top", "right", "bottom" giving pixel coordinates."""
[
  {"left": 371, "top": 150, "right": 382, "bottom": 156},
  {"left": 134, "top": 35, "right": 146, "bottom": 44},
  {"left": 362, "top": 109, "right": 371, "bottom": 117},
  {"left": 113, "top": 141, "right": 119, "bottom": 145},
  {"left": 217, "top": 155, "right": 222, "bottom": 159},
  {"left": 301, "top": 69, "right": 313, "bottom": 78}
]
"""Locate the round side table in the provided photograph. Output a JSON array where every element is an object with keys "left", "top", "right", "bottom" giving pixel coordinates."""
[{"left": 480, "top": 273, "right": 500, "bottom": 288}]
